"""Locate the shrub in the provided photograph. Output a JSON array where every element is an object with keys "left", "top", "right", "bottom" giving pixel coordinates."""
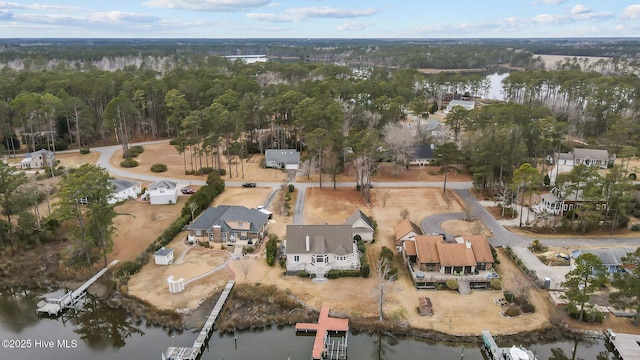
[
  {"left": 353, "top": 234, "right": 362, "bottom": 241},
  {"left": 217, "top": 168, "right": 227, "bottom": 176},
  {"left": 360, "top": 264, "right": 370, "bottom": 278},
  {"left": 380, "top": 246, "right": 394, "bottom": 261},
  {"left": 150, "top": 164, "right": 167, "bottom": 173},
  {"left": 129, "top": 145, "right": 144, "bottom": 156},
  {"left": 490, "top": 279, "right": 502, "bottom": 290},
  {"left": 297, "top": 271, "right": 309, "bottom": 277},
  {"left": 505, "top": 306, "right": 521, "bottom": 317},
  {"left": 357, "top": 239, "right": 366, "bottom": 254},
  {"left": 445, "top": 279, "right": 459, "bottom": 290},
  {"left": 120, "top": 158, "right": 138, "bottom": 168},
  {"left": 631, "top": 224, "right": 640, "bottom": 231},
  {"left": 80, "top": 147, "right": 90, "bottom": 154},
  {"left": 169, "top": 139, "right": 178, "bottom": 145},
  {"left": 504, "top": 291, "right": 515, "bottom": 303},
  {"left": 630, "top": 173, "right": 637, "bottom": 180},
  {"left": 521, "top": 303, "right": 536, "bottom": 313},
  {"left": 288, "top": 184, "right": 295, "bottom": 192},
  {"left": 327, "top": 270, "right": 340, "bottom": 279},
  {"left": 54, "top": 138, "right": 69, "bottom": 151},
  {"left": 266, "top": 234, "right": 278, "bottom": 266},
  {"left": 200, "top": 167, "right": 214, "bottom": 174},
  {"left": 284, "top": 193, "right": 291, "bottom": 202},
  {"left": 243, "top": 245, "right": 255, "bottom": 253}
]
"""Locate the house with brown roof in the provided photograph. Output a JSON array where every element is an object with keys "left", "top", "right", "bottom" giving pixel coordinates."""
[
  {"left": 394, "top": 219, "right": 423, "bottom": 244},
  {"left": 285, "top": 225, "right": 360, "bottom": 279},
  {"left": 403, "top": 234, "right": 495, "bottom": 289}
]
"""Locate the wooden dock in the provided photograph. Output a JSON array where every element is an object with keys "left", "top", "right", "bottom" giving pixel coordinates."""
[
  {"left": 36, "top": 260, "right": 120, "bottom": 316},
  {"left": 607, "top": 329, "right": 640, "bottom": 360},
  {"left": 163, "top": 280, "right": 235, "bottom": 360},
  {"left": 296, "top": 306, "right": 349, "bottom": 360}
]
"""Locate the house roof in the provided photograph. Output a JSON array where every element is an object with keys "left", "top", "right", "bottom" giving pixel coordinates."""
[
  {"left": 110, "top": 178, "right": 140, "bottom": 193},
  {"left": 394, "top": 219, "right": 423, "bottom": 240},
  {"left": 265, "top": 149, "right": 300, "bottom": 164},
  {"left": 21, "top": 149, "right": 54, "bottom": 162},
  {"left": 571, "top": 248, "right": 634, "bottom": 266},
  {"left": 148, "top": 180, "right": 177, "bottom": 190},
  {"left": 345, "top": 209, "right": 374, "bottom": 230},
  {"left": 554, "top": 152, "right": 574, "bottom": 161},
  {"left": 154, "top": 247, "right": 173, "bottom": 256},
  {"left": 424, "top": 119, "right": 443, "bottom": 131},
  {"left": 572, "top": 148, "right": 609, "bottom": 161},
  {"left": 187, "top": 205, "right": 269, "bottom": 234},
  {"left": 404, "top": 240, "right": 417, "bottom": 256},
  {"left": 436, "top": 242, "right": 477, "bottom": 267},
  {"left": 413, "top": 144, "right": 435, "bottom": 160},
  {"left": 415, "top": 235, "right": 442, "bottom": 264},
  {"left": 464, "top": 235, "right": 493, "bottom": 264},
  {"left": 285, "top": 225, "right": 354, "bottom": 255},
  {"left": 446, "top": 100, "right": 475, "bottom": 110}
]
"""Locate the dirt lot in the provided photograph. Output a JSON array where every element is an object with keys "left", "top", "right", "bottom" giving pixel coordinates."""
[{"left": 109, "top": 142, "right": 288, "bottom": 183}]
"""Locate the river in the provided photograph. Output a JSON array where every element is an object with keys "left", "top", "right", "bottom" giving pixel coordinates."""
[{"left": 0, "top": 290, "right": 616, "bottom": 360}]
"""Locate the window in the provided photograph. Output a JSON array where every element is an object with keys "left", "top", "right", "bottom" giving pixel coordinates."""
[
  {"left": 336, "top": 256, "right": 347, "bottom": 261},
  {"left": 293, "top": 255, "right": 300, "bottom": 262}
]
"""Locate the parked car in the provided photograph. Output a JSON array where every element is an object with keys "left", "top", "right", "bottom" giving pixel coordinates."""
[
  {"left": 242, "top": 182, "right": 257, "bottom": 188},
  {"left": 181, "top": 187, "right": 196, "bottom": 194}
]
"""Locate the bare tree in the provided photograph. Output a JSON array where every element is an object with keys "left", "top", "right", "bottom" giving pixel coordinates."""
[
  {"left": 242, "top": 258, "right": 250, "bottom": 279},
  {"left": 400, "top": 208, "right": 409, "bottom": 220},
  {"left": 189, "top": 202, "right": 198, "bottom": 221},
  {"left": 380, "top": 190, "right": 390, "bottom": 208},
  {"left": 374, "top": 259, "right": 397, "bottom": 321},
  {"left": 383, "top": 123, "right": 417, "bottom": 175}
]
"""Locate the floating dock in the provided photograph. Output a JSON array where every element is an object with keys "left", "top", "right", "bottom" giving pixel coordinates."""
[
  {"left": 482, "top": 330, "right": 538, "bottom": 360},
  {"left": 163, "top": 280, "right": 235, "bottom": 360},
  {"left": 36, "top": 260, "right": 120, "bottom": 316},
  {"left": 296, "top": 306, "right": 349, "bottom": 360},
  {"left": 607, "top": 329, "right": 640, "bottom": 360}
]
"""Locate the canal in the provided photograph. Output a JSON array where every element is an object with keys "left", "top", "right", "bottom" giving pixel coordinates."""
[{"left": 0, "top": 290, "right": 615, "bottom": 360}]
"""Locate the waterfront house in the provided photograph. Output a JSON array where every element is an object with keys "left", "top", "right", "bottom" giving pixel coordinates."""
[
  {"left": 444, "top": 100, "right": 475, "bottom": 114},
  {"left": 536, "top": 186, "right": 608, "bottom": 216},
  {"left": 284, "top": 225, "right": 360, "bottom": 278},
  {"left": 410, "top": 235, "right": 493, "bottom": 275},
  {"left": 187, "top": 205, "right": 269, "bottom": 245}
]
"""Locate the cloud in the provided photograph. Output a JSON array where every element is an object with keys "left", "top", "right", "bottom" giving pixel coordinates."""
[
  {"left": 91, "top": 11, "right": 161, "bottom": 24},
  {"left": 0, "top": 9, "right": 12, "bottom": 20},
  {"left": 337, "top": 21, "right": 371, "bottom": 31},
  {"left": 248, "top": 6, "right": 378, "bottom": 22},
  {"left": 0, "top": 1, "right": 80, "bottom": 11},
  {"left": 143, "top": 0, "right": 271, "bottom": 12},
  {"left": 570, "top": 4, "right": 590, "bottom": 15},
  {"left": 621, "top": 4, "right": 640, "bottom": 19}
]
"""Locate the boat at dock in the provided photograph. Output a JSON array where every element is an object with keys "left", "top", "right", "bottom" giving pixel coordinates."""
[{"left": 482, "top": 331, "right": 537, "bottom": 360}]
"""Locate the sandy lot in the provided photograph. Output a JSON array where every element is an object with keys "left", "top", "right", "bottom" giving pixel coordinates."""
[
  {"left": 534, "top": 54, "right": 612, "bottom": 70},
  {"left": 109, "top": 142, "right": 288, "bottom": 182}
]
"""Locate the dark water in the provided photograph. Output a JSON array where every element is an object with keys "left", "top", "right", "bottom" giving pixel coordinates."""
[{"left": 0, "top": 291, "right": 615, "bottom": 360}]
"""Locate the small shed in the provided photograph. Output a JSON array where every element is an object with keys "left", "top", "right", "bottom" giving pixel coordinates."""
[
  {"left": 154, "top": 247, "right": 174, "bottom": 265},
  {"left": 418, "top": 297, "right": 433, "bottom": 316}
]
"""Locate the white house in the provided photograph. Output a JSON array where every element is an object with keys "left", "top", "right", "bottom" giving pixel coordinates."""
[
  {"left": 444, "top": 100, "right": 475, "bottom": 114},
  {"left": 548, "top": 148, "right": 615, "bottom": 185},
  {"left": 345, "top": 209, "right": 374, "bottom": 242},
  {"left": 285, "top": 225, "right": 360, "bottom": 278},
  {"left": 20, "top": 149, "right": 55, "bottom": 169},
  {"left": 146, "top": 180, "right": 178, "bottom": 205},
  {"left": 265, "top": 149, "right": 300, "bottom": 169},
  {"left": 154, "top": 247, "right": 174, "bottom": 265},
  {"left": 109, "top": 179, "right": 141, "bottom": 204}
]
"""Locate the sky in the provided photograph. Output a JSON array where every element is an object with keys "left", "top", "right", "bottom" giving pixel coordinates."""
[{"left": 0, "top": 0, "right": 639, "bottom": 38}]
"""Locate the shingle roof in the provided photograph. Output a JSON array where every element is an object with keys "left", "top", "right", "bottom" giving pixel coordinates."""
[
  {"left": 286, "top": 225, "right": 354, "bottom": 255},
  {"left": 154, "top": 247, "right": 173, "bottom": 256},
  {"left": 464, "top": 235, "right": 493, "bottom": 264},
  {"left": 148, "top": 180, "right": 177, "bottom": 190},
  {"left": 424, "top": 119, "right": 443, "bottom": 131},
  {"left": 110, "top": 178, "right": 140, "bottom": 192},
  {"left": 394, "top": 219, "right": 423, "bottom": 240},
  {"left": 187, "top": 205, "right": 269, "bottom": 234},
  {"left": 265, "top": 149, "right": 300, "bottom": 164},
  {"left": 413, "top": 144, "right": 435, "bottom": 160},
  {"left": 572, "top": 148, "right": 609, "bottom": 161},
  {"left": 572, "top": 248, "right": 634, "bottom": 266},
  {"left": 436, "top": 242, "right": 476, "bottom": 267},
  {"left": 345, "top": 209, "right": 374, "bottom": 230},
  {"left": 404, "top": 240, "right": 417, "bottom": 256},
  {"left": 415, "top": 235, "right": 442, "bottom": 264}
]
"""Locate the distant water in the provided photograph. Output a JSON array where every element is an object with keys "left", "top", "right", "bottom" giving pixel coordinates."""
[{"left": 486, "top": 72, "right": 509, "bottom": 101}]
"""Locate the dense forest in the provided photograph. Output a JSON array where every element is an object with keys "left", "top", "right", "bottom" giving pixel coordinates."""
[{"left": 0, "top": 39, "right": 639, "bottom": 244}]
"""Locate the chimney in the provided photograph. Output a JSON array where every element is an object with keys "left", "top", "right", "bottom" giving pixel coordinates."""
[
  {"left": 213, "top": 225, "right": 222, "bottom": 243},
  {"left": 465, "top": 240, "right": 472, "bottom": 249},
  {"left": 305, "top": 235, "right": 310, "bottom": 252},
  {"left": 430, "top": 143, "right": 435, "bottom": 150}
]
